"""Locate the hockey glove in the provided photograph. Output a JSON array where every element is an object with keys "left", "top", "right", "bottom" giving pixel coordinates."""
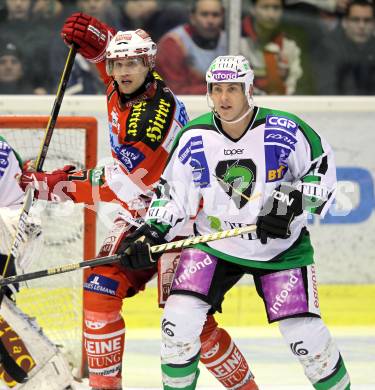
[
  {"left": 256, "top": 184, "right": 303, "bottom": 244},
  {"left": 22, "top": 159, "right": 37, "bottom": 172},
  {"left": 19, "top": 165, "right": 76, "bottom": 201},
  {"left": 116, "top": 224, "right": 166, "bottom": 269},
  {"left": 61, "top": 12, "right": 116, "bottom": 62}
]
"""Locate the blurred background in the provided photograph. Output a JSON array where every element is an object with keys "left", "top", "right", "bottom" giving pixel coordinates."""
[{"left": 0, "top": 0, "right": 374, "bottom": 96}]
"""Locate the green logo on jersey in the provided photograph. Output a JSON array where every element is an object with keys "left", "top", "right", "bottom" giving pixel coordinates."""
[
  {"left": 215, "top": 159, "right": 257, "bottom": 209},
  {"left": 207, "top": 216, "right": 223, "bottom": 231}
]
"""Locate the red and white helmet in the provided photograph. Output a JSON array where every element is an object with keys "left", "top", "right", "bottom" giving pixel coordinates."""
[{"left": 106, "top": 29, "right": 157, "bottom": 75}]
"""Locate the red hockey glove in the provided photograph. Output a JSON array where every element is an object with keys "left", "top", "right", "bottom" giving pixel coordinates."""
[
  {"left": 61, "top": 12, "right": 116, "bottom": 62},
  {"left": 22, "top": 159, "right": 36, "bottom": 172},
  {"left": 19, "top": 165, "right": 76, "bottom": 201}
]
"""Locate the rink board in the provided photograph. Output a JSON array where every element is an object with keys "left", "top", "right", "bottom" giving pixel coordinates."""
[
  {"left": 17, "top": 284, "right": 375, "bottom": 329},
  {"left": 17, "top": 284, "right": 375, "bottom": 331}
]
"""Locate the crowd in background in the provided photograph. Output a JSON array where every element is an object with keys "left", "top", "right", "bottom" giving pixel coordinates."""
[{"left": 0, "top": 0, "right": 374, "bottom": 95}]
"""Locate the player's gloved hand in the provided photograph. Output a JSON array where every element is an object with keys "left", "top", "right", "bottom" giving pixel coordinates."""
[
  {"left": 256, "top": 184, "right": 303, "bottom": 244},
  {"left": 116, "top": 224, "right": 166, "bottom": 269},
  {"left": 61, "top": 12, "right": 116, "bottom": 62},
  {"left": 19, "top": 165, "right": 76, "bottom": 201},
  {"left": 22, "top": 159, "right": 37, "bottom": 172}
]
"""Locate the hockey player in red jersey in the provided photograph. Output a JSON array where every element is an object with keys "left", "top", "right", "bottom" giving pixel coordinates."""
[{"left": 20, "top": 13, "right": 259, "bottom": 390}]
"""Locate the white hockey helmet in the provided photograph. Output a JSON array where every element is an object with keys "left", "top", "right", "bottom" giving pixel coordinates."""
[
  {"left": 106, "top": 29, "right": 157, "bottom": 76},
  {"left": 206, "top": 55, "right": 254, "bottom": 106}
]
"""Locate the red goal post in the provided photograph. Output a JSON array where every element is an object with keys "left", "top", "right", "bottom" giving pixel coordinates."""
[
  {"left": 0, "top": 115, "right": 97, "bottom": 260},
  {"left": 0, "top": 115, "right": 98, "bottom": 374}
]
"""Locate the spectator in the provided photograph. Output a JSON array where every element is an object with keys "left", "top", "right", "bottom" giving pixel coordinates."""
[
  {"left": 284, "top": 0, "right": 350, "bottom": 14},
  {"left": 283, "top": 1, "right": 351, "bottom": 47},
  {"left": 120, "top": 0, "right": 189, "bottom": 42},
  {"left": 241, "top": 0, "right": 302, "bottom": 95},
  {"left": 76, "top": 0, "right": 121, "bottom": 29},
  {"left": 0, "top": 0, "right": 51, "bottom": 93},
  {"left": 32, "top": 0, "right": 64, "bottom": 20},
  {"left": 156, "top": 0, "right": 227, "bottom": 94},
  {"left": 315, "top": 0, "right": 375, "bottom": 94},
  {"left": 2, "top": 0, "right": 31, "bottom": 20},
  {"left": 0, "top": 42, "right": 35, "bottom": 94}
]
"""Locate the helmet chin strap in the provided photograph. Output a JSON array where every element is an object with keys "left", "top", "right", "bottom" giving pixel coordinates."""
[
  {"left": 206, "top": 93, "right": 254, "bottom": 124},
  {"left": 213, "top": 106, "right": 253, "bottom": 124}
]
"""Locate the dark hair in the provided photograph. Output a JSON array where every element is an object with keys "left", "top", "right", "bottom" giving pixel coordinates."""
[
  {"left": 344, "top": 0, "right": 375, "bottom": 17},
  {"left": 191, "top": 0, "right": 224, "bottom": 13}
]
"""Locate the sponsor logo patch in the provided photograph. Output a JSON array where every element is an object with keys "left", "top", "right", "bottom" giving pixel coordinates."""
[
  {"left": 211, "top": 70, "right": 237, "bottom": 81},
  {"left": 177, "top": 102, "right": 189, "bottom": 126},
  {"left": 127, "top": 102, "right": 147, "bottom": 137},
  {"left": 125, "top": 92, "right": 175, "bottom": 151},
  {"left": 265, "top": 115, "right": 298, "bottom": 135},
  {"left": 0, "top": 157, "right": 9, "bottom": 169},
  {"left": 0, "top": 141, "right": 11, "bottom": 177},
  {"left": 146, "top": 98, "right": 171, "bottom": 143},
  {"left": 179, "top": 136, "right": 210, "bottom": 188},
  {"left": 264, "top": 130, "right": 297, "bottom": 150},
  {"left": 224, "top": 148, "right": 244, "bottom": 155},
  {"left": 265, "top": 145, "right": 291, "bottom": 182},
  {"left": 84, "top": 274, "right": 119, "bottom": 296},
  {"left": 113, "top": 144, "right": 145, "bottom": 172}
]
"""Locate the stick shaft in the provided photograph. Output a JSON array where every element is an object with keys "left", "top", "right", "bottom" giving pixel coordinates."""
[
  {"left": 2, "top": 46, "right": 77, "bottom": 279},
  {"left": 0, "top": 225, "right": 256, "bottom": 286},
  {"left": 35, "top": 45, "right": 77, "bottom": 171}
]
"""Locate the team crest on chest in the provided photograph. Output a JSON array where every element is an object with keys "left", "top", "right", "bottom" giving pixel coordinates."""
[
  {"left": 111, "top": 109, "right": 120, "bottom": 135},
  {"left": 215, "top": 159, "right": 257, "bottom": 209}
]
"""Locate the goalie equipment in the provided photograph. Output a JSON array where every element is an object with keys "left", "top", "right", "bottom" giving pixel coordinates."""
[
  {"left": 0, "top": 295, "right": 74, "bottom": 389},
  {"left": 0, "top": 207, "right": 42, "bottom": 275}
]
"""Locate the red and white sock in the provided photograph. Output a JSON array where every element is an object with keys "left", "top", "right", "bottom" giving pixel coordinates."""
[
  {"left": 84, "top": 315, "right": 125, "bottom": 389},
  {"left": 200, "top": 316, "right": 259, "bottom": 390}
]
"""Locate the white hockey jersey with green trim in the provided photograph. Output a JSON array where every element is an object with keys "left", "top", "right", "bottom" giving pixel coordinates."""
[
  {"left": 0, "top": 136, "right": 24, "bottom": 208},
  {"left": 145, "top": 107, "right": 337, "bottom": 267}
]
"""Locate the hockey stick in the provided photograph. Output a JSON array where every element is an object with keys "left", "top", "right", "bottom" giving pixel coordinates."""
[
  {"left": 0, "top": 225, "right": 256, "bottom": 287},
  {"left": 1, "top": 45, "right": 77, "bottom": 280}
]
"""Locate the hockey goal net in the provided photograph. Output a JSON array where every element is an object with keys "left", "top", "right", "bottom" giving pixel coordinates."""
[{"left": 0, "top": 116, "right": 97, "bottom": 374}]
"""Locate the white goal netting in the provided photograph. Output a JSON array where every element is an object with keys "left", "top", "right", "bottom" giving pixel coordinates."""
[{"left": 0, "top": 116, "right": 97, "bottom": 372}]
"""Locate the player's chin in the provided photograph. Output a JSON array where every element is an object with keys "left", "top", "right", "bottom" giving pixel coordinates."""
[
  {"left": 219, "top": 110, "right": 236, "bottom": 121},
  {"left": 117, "top": 84, "right": 131, "bottom": 94}
]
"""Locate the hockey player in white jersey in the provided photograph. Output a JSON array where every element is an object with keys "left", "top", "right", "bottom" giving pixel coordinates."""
[
  {"left": 0, "top": 136, "right": 75, "bottom": 389},
  {"left": 117, "top": 55, "right": 351, "bottom": 389},
  {"left": 0, "top": 136, "right": 36, "bottom": 295}
]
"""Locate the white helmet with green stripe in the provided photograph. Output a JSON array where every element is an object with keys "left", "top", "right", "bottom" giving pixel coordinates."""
[{"left": 206, "top": 55, "right": 254, "bottom": 107}]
